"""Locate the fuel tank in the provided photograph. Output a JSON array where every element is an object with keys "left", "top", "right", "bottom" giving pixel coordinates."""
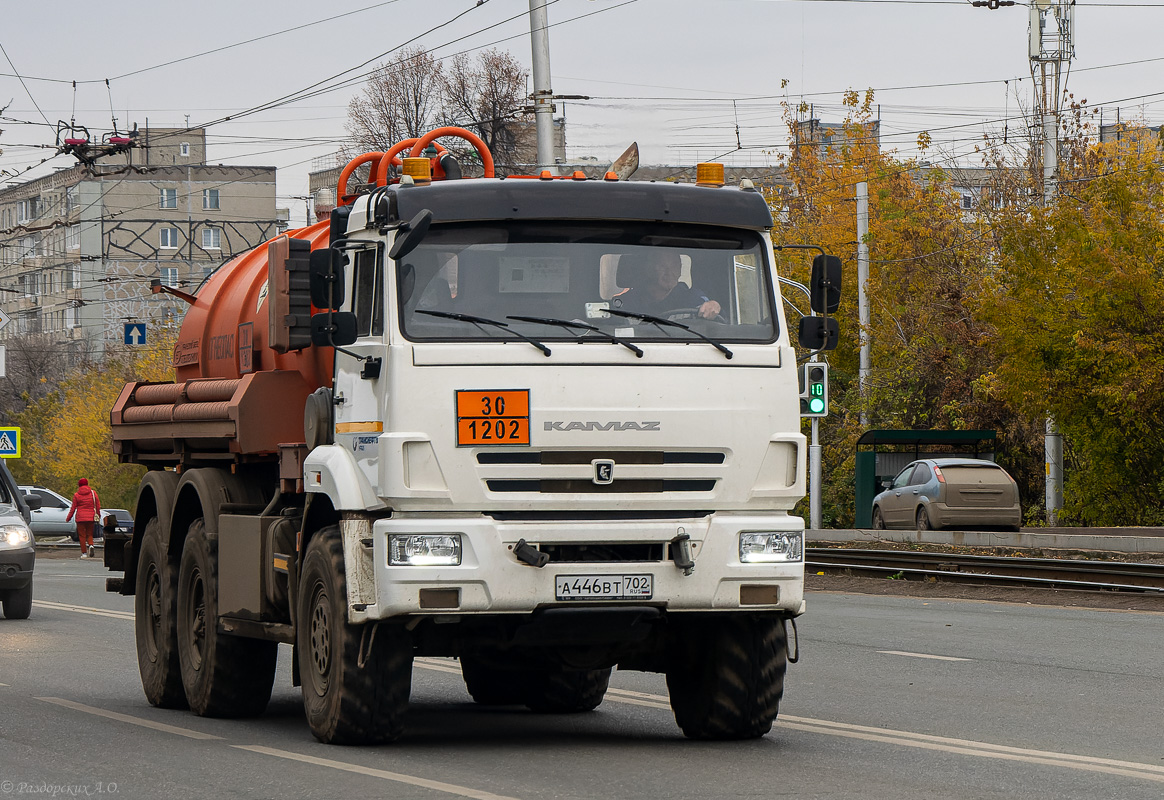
[{"left": 173, "top": 220, "right": 334, "bottom": 388}]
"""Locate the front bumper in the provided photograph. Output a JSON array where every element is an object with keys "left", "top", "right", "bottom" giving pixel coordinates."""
[
  {"left": 0, "top": 546, "right": 35, "bottom": 590},
  {"left": 359, "top": 513, "right": 805, "bottom": 621}
]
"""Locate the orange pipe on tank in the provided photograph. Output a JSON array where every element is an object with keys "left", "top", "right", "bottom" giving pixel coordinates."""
[
  {"left": 336, "top": 152, "right": 385, "bottom": 207},
  {"left": 173, "top": 220, "right": 334, "bottom": 391},
  {"left": 374, "top": 139, "right": 448, "bottom": 186},
  {"left": 409, "top": 127, "right": 494, "bottom": 178}
]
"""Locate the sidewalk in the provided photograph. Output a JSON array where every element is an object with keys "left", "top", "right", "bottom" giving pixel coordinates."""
[{"left": 808, "top": 528, "right": 1164, "bottom": 555}]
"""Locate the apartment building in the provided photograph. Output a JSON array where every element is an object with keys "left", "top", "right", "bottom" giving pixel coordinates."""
[{"left": 0, "top": 128, "right": 283, "bottom": 359}]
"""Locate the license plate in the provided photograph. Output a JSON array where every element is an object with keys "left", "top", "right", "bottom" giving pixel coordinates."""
[{"left": 555, "top": 574, "right": 653, "bottom": 601}]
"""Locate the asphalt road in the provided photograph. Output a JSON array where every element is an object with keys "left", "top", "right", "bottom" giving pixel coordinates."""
[{"left": 2, "top": 555, "right": 1162, "bottom": 800}]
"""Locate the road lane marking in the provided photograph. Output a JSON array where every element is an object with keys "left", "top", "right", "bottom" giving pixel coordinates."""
[
  {"left": 34, "top": 600, "right": 134, "bottom": 620},
  {"left": 415, "top": 657, "right": 463, "bottom": 675},
  {"left": 235, "top": 745, "right": 523, "bottom": 800},
  {"left": 778, "top": 719, "right": 1164, "bottom": 783},
  {"left": 877, "top": 650, "right": 971, "bottom": 662},
  {"left": 35, "top": 697, "right": 225, "bottom": 740}
]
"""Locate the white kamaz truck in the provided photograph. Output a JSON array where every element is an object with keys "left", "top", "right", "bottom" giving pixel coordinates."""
[{"left": 106, "top": 127, "right": 835, "bottom": 744}]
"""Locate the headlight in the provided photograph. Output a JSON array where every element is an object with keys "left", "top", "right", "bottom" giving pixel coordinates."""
[
  {"left": 739, "top": 531, "right": 803, "bottom": 563},
  {"left": 389, "top": 534, "right": 462, "bottom": 566},
  {"left": 1, "top": 525, "right": 32, "bottom": 548}
]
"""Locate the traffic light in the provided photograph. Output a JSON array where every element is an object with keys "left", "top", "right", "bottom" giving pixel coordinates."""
[{"left": 799, "top": 362, "right": 828, "bottom": 417}]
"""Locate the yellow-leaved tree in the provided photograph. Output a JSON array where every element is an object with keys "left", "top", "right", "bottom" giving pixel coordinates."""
[{"left": 11, "top": 326, "right": 177, "bottom": 510}]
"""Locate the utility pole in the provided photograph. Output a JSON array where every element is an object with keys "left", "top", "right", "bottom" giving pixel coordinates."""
[
  {"left": 528, "top": 0, "right": 557, "bottom": 173},
  {"left": 1030, "top": 0, "right": 1073, "bottom": 525},
  {"left": 856, "top": 181, "right": 870, "bottom": 427}
]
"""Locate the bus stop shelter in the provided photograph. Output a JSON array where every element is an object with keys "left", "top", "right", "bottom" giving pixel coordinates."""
[{"left": 854, "top": 430, "right": 997, "bottom": 528}]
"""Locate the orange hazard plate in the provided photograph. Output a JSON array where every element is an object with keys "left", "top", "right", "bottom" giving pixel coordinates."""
[{"left": 455, "top": 390, "right": 531, "bottom": 447}]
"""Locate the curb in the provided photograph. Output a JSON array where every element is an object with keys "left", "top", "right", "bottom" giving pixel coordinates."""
[{"left": 807, "top": 528, "right": 1164, "bottom": 555}]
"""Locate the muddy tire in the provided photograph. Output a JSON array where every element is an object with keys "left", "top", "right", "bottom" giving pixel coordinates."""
[
  {"left": 666, "top": 615, "right": 787, "bottom": 740},
  {"left": 298, "top": 525, "right": 412, "bottom": 744},
  {"left": 871, "top": 506, "right": 886, "bottom": 530},
  {"left": 177, "top": 518, "right": 277, "bottom": 717},
  {"left": 134, "top": 519, "right": 186, "bottom": 708},
  {"left": 916, "top": 507, "right": 933, "bottom": 532},
  {"left": 524, "top": 667, "right": 611, "bottom": 713},
  {"left": 2, "top": 581, "right": 32, "bottom": 619},
  {"left": 460, "top": 657, "right": 531, "bottom": 705}
]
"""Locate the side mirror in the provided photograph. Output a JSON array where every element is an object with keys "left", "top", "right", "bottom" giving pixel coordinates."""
[
  {"left": 23, "top": 494, "right": 42, "bottom": 511},
  {"left": 309, "top": 248, "right": 346, "bottom": 309},
  {"left": 310, "top": 311, "right": 358, "bottom": 347},
  {"left": 810, "top": 254, "right": 842, "bottom": 314},
  {"left": 388, "top": 209, "right": 433, "bottom": 261},
  {"left": 798, "top": 316, "right": 839, "bottom": 350}
]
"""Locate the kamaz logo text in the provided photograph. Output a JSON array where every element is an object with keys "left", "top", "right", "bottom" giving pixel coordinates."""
[{"left": 544, "top": 421, "right": 661, "bottom": 432}]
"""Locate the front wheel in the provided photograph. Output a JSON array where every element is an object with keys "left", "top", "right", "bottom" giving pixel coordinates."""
[
  {"left": 666, "top": 615, "right": 787, "bottom": 740},
  {"left": 524, "top": 668, "right": 611, "bottom": 713},
  {"left": 298, "top": 526, "right": 412, "bottom": 744},
  {"left": 2, "top": 581, "right": 32, "bottom": 619}
]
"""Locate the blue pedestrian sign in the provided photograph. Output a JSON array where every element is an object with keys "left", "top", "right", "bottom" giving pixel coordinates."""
[
  {"left": 124, "top": 322, "right": 147, "bottom": 345},
  {"left": 0, "top": 426, "right": 20, "bottom": 458}
]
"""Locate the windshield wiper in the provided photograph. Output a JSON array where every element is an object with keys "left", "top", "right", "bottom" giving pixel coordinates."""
[
  {"left": 506, "top": 315, "right": 644, "bottom": 358},
  {"left": 603, "top": 309, "right": 733, "bottom": 359},
  {"left": 415, "top": 310, "right": 551, "bottom": 356}
]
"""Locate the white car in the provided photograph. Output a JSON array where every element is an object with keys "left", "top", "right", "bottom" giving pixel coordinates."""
[{"left": 19, "top": 485, "right": 77, "bottom": 538}]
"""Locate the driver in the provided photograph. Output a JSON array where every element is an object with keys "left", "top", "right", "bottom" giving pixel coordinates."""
[{"left": 614, "top": 249, "right": 721, "bottom": 320}]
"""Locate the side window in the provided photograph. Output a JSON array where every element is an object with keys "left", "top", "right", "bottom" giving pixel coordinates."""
[
  {"left": 35, "top": 489, "right": 66, "bottom": 509},
  {"left": 910, "top": 464, "right": 932, "bottom": 485},
  {"left": 892, "top": 466, "right": 915, "bottom": 489},
  {"left": 352, "top": 248, "right": 383, "bottom": 337}
]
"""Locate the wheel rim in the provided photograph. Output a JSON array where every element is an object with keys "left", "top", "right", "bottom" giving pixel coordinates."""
[
  {"left": 917, "top": 510, "right": 929, "bottom": 531},
  {"left": 307, "top": 580, "right": 332, "bottom": 697},
  {"left": 143, "top": 562, "right": 162, "bottom": 661},
  {"left": 183, "top": 565, "right": 206, "bottom": 671}
]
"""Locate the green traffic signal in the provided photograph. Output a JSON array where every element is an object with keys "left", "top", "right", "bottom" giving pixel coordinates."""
[{"left": 800, "top": 362, "right": 829, "bottom": 417}]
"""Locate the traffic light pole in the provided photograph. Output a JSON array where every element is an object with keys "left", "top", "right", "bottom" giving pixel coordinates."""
[{"left": 810, "top": 418, "right": 821, "bottom": 530}]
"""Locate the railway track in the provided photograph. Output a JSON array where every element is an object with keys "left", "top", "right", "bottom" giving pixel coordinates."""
[{"left": 806, "top": 548, "right": 1164, "bottom": 594}]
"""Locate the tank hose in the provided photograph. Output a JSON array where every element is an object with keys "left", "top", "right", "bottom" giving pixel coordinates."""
[{"left": 784, "top": 617, "right": 800, "bottom": 664}]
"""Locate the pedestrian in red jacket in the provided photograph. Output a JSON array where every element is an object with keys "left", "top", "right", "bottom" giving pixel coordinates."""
[{"left": 65, "top": 478, "right": 101, "bottom": 559}]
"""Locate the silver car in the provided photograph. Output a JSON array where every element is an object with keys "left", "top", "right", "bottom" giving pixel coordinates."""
[
  {"left": 19, "top": 485, "right": 76, "bottom": 538},
  {"left": 871, "top": 458, "right": 1021, "bottom": 531}
]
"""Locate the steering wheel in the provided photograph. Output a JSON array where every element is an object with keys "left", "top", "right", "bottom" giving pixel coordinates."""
[{"left": 658, "top": 308, "right": 727, "bottom": 324}]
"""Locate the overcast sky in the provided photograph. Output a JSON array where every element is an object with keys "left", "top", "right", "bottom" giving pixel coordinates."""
[{"left": 2, "top": 0, "right": 1162, "bottom": 226}]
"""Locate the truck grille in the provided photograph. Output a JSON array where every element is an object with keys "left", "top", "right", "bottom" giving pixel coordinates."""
[
  {"left": 476, "top": 450, "right": 725, "bottom": 496},
  {"left": 537, "top": 543, "right": 666, "bottom": 563}
]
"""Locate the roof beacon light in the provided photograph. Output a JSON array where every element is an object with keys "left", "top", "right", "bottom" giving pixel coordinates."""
[
  {"left": 696, "top": 162, "right": 725, "bottom": 187},
  {"left": 402, "top": 157, "right": 432, "bottom": 185}
]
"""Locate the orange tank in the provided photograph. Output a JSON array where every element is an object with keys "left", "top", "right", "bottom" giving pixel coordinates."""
[{"left": 173, "top": 220, "right": 334, "bottom": 389}]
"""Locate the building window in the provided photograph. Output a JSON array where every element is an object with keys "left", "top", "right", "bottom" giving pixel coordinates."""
[
  {"left": 201, "top": 227, "right": 221, "bottom": 250},
  {"left": 180, "top": 143, "right": 190, "bottom": 157},
  {"left": 19, "top": 236, "right": 36, "bottom": 259},
  {"left": 17, "top": 199, "right": 39, "bottom": 223},
  {"left": 203, "top": 189, "right": 219, "bottom": 210},
  {"left": 159, "top": 188, "right": 178, "bottom": 209},
  {"left": 65, "top": 186, "right": 79, "bottom": 214},
  {"left": 160, "top": 227, "right": 180, "bottom": 249},
  {"left": 161, "top": 267, "right": 179, "bottom": 287},
  {"left": 66, "top": 306, "right": 77, "bottom": 328},
  {"left": 960, "top": 192, "right": 976, "bottom": 210},
  {"left": 66, "top": 226, "right": 80, "bottom": 250}
]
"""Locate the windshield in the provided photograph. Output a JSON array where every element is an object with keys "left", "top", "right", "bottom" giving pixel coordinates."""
[{"left": 396, "top": 222, "right": 777, "bottom": 343}]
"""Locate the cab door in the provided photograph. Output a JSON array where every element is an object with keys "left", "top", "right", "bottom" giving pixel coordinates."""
[{"left": 331, "top": 244, "right": 389, "bottom": 491}]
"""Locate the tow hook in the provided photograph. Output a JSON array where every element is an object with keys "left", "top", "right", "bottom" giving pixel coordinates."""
[
  {"left": 670, "top": 528, "right": 695, "bottom": 576},
  {"left": 513, "top": 538, "right": 549, "bottom": 568}
]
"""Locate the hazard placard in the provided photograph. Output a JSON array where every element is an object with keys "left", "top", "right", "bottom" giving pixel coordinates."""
[
  {"left": 0, "top": 307, "right": 10, "bottom": 332},
  {"left": 0, "top": 427, "right": 19, "bottom": 458}
]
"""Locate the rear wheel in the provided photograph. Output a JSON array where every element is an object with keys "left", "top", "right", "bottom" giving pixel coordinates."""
[
  {"left": 2, "top": 581, "right": 32, "bottom": 619},
  {"left": 134, "top": 519, "right": 186, "bottom": 708},
  {"left": 298, "top": 525, "right": 412, "bottom": 744},
  {"left": 916, "top": 507, "right": 933, "bottom": 531},
  {"left": 871, "top": 506, "right": 886, "bottom": 530},
  {"left": 666, "top": 615, "right": 787, "bottom": 740},
  {"left": 177, "top": 518, "right": 277, "bottom": 717},
  {"left": 524, "top": 667, "right": 611, "bottom": 713}
]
